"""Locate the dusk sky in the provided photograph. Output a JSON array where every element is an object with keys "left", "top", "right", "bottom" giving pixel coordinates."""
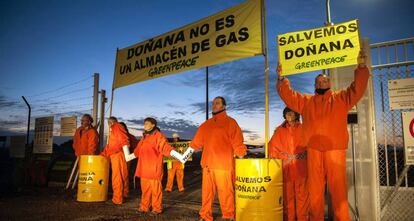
[{"left": 1, "top": 0, "right": 414, "bottom": 144}]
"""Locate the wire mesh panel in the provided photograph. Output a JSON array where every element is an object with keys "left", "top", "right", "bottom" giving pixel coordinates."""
[
  {"left": 371, "top": 38, "right": 414, "bottom": 221},
  {"left": 0, "top": 75, "right": 95, "bottom": 138}
]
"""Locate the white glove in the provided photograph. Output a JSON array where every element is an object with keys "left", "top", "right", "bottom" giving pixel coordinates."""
[
  {"left": 170, "top": 150, "right": 185, "bottom": 164},
  {"left": 182, "top": 147, "right": 194, "bottom": 163},
  {"left": 123, "top": 145, "right": 136, "bottom": 162}
]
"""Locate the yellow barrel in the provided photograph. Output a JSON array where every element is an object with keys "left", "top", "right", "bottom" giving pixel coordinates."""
[
  {"left": 235, "top": 158, "right": 283, "bottom": 221},
  {"left": 77, "top": 155, "right": 109, "bottom": 202}
]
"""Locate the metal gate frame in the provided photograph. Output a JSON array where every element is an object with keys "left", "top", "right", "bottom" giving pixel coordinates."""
[{"left": 370, "top": 37, "right": 414, "bottom": 221}]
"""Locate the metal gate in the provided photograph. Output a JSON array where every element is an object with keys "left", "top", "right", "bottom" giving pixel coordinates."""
[{"left": 370, "top": 37, "right": 414, "bottom": 221}]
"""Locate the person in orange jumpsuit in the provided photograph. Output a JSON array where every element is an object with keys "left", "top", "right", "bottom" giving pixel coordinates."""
[
  {"left": 276, "top": 49, "right": 369, "bottom": 221},
  {"left": 101, "top": 116, "right": 130, "bottom": 205},
  {"left": 269, "top": 107, "right": 309, "bottom": 221},
  {"left": 128, "top": 117, "right": 181, "bottom": 216},
  {"left": 72, "top": 114, "right": 99, "bottom": 156},
  {"left": 165, "top": 132, "right": 185, "bottom": 192},
  {"left": 190, "top": 96, "right": 247, "bottom": 221}
]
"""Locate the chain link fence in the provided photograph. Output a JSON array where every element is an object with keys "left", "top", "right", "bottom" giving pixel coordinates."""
[{"left": 370, "top": 38, "right": 414, "bottom": 221}]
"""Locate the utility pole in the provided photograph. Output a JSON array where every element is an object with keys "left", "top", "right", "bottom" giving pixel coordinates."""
[
  {"left": 92, "top": 73, "right": 99, "bottom": 127},
  {"left": 261, "top": 0, "right": 270, "bottom": 158},
  {"left": 99, "top": 90, "right": 107, "bottom": 150},
  {"left": 206, "top": 67, "right": 209, "bottom": 120},
  {"left": 323, "top": 0, "right": 334, "bottom": 76},
  {"left": 324, "top": 1, "right": 336, "bottom": 220},
  {"left": 325, "top": 0, "right": 333, "bottom": 26}
]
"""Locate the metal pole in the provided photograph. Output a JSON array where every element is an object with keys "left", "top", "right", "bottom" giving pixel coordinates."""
[
  {"left": 65, "top": 156, "right": 79, "bottom": 189},
  {"left": 21, "top": 96, "right": 31, "bottom": 145},
  {"left": 109, "top": 89, "right": 114, "bottom": 118},
  {"left": 324, "top": 1, "right": 334, "bottom": 220},
  {"left": 99, "top": 90, "right": 107, "bottom": 150},
  {"left": 351, "top": 124, "right": 360, "bottom": 220},
  {"left": 71, "top": 169, "right": 79, "bottom": 189},
  {"left": 109, "top": 48, "right": 119, "bottom": 118},
  {"left": 325, "top": 0, "right": 333, "bottom": 77},
  {"left": 325, "top": 0, "right": 332, "bottom": 25},
  {"left": 206, "top": 67, "right": 209, "bottom": 120},
  {"left": 261, "top": 0, "right": 269, "bottom": 158},
  {"left": 92, "top": 73, "right": 99, "bottom": 127},
  {"left": 108, "top": 49, "right": 119, "bottom": 145},
  {"left": 107, "top": 89, "right": 113, "bottom": 146}
]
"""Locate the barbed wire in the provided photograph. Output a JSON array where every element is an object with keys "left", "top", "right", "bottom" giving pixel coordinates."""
[
  {"left": 30, "top": 86, "right": 93, "bottom": 102},
  {"left": 27, "top": 75, "right": 92, "bottom": 98},
  {"left": 32, "top": 102, "right": 93, "bottom": 112},
  {"left": 32, "top": 109, "right": 92, "bottom": 118},
  {"left": 35, "top": 96, "right": 92, "bottom": 106}
]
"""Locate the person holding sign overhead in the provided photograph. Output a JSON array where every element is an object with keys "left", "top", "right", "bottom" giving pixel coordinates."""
[
  {"left": 269, "top": 107, "right": 309, "bottom": 221},
  {"left": 188, "top": 96, "right": 247, "bottom": 221},
  {"left": 165, "top": 133, "right": 185, "bottom": 193},
  {"left": 276, "top": 49, "right": 369, "bottom": 221}
]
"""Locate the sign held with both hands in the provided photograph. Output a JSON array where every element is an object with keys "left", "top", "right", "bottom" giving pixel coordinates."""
[{"left": 277, "top": 19, "right": 361, "bottom": 76}]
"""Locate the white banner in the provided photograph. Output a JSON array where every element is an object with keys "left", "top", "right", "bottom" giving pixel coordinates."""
[
  {"left": 402, "top": 112, "right": 414, "bottom": 165},
  {"left": 388, "top": 78, "right": 414, "bottom": 110},
  {"left": 60, "top": 116, "right": 77, "bottom": 136},
  {"left": 34, "top": 116, "right": 54, "bottom": 154}
]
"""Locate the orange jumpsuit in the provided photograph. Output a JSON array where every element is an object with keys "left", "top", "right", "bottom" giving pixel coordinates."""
[
  {"left": 133, "top": 130, "right": 174, "bottom": 213},
  {"left": 190, "top": 111, "right": 247, "bottom": 221},
  {"left": 277, "top": 67, "right": 369, "bottom": 221},
  {"left": 269, "top": 121, "right": 309, "bottom": 221},
  {"left": 72, "top": 127, "right": 99, "bottom": 156},
  {"left": 101, "top": 122, "right": 130, "bottom": 204},
  {"left": 165, "top": 160, "right": 184, "bottom": 192}
]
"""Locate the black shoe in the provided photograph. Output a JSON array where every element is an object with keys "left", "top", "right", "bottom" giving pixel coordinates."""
[
  {"left": 136, "top": 209, "right": 148, "bottom": 217},
  {"left": 105, "top": 200, "right": 122, "bottom": 205},
  {"left": 149, "top": 211, "right": 161, "bottom": 216}
]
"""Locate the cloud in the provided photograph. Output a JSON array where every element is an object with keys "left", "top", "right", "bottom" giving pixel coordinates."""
[
  {"left": 173, "top": 111, "right": 186, "bottom": 116},
  {"left": 0, "top": 119, "right": 27, "bottom": 134},
  {"left": 0, "top": 95, "right": 24, "bottom": 109},
  {"left": 125, "top": 116, "right": 262, "bottom": 143},
  {"left": 32, "top": 109, "right": 91, "bottom": 118},
  {"left": 172, "top": 58, "right": 318, "bottom": 115},
  {"left": 126, "top": 116, "right": 200, "bottom": 139},
  {"left": 33, "top": 108, "right": 54, "bottom": 114},
  {"left": 0, "top": 110, "right": 29, "bottom": 135},
  {"left": 0, "top": 120, "right": 24, "bottom": 127},
  {"left": 242, "top": 129, "right": 261, "bottom": 142},
  {"left": 165, "top": 103, "right": 183, "bottom": 109}
]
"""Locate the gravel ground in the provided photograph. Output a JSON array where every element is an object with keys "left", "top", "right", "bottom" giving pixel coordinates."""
[{"left": 0, "top": 163, "right": 227, "bottom": 221}]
